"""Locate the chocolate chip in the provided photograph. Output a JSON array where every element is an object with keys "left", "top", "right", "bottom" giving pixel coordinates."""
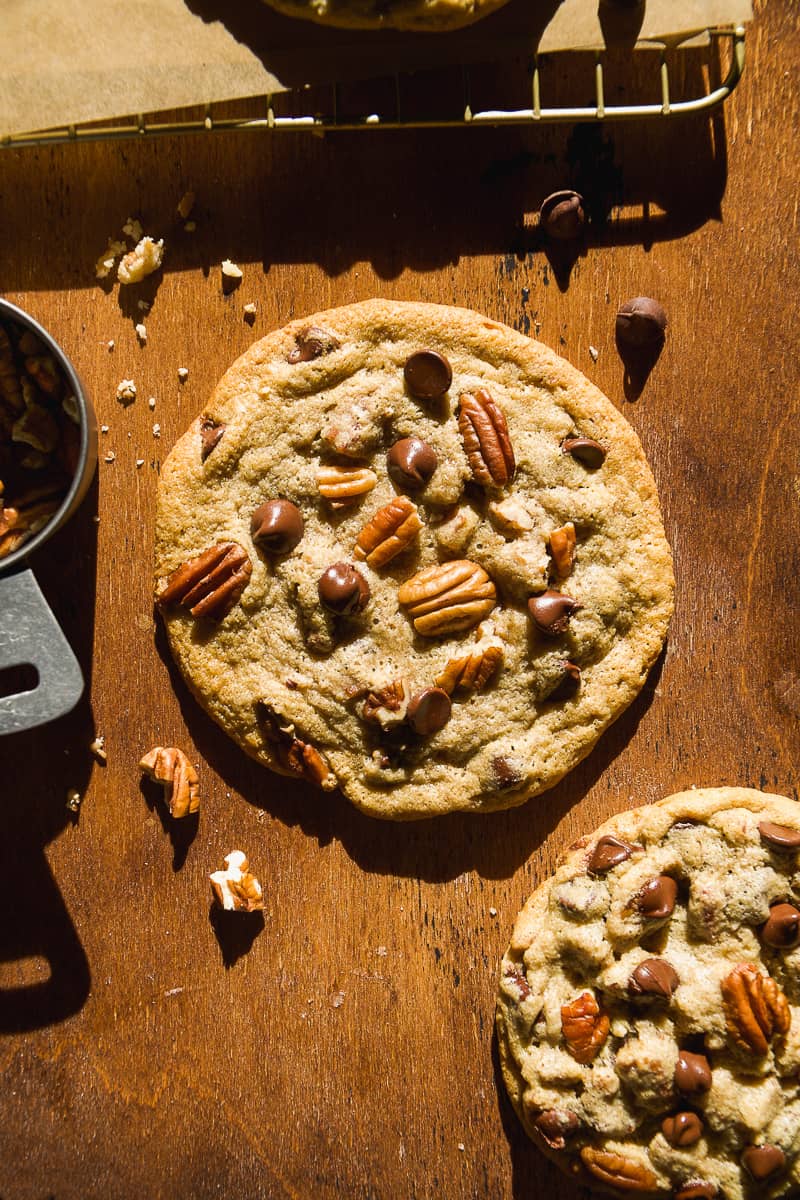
[
  {"left": 562, "top": 436, "right": 607, "bottom": 469},
  {"left": 317, "top": 562, "right": 370, "bottom": 615},
  {"left": 387, "top": 437, "right": 438, "bottom": 490},
  {"left": 629, "top": 958, "right": 680, "bottom": 999},
  {"left": 637, "top": 875, "right": 678, "bottom": 919},
  {"left": 548, "top": 661, "right": 581, "bottom": 701},
  {"left": 615, "top": 297, "right": 668, "bottom": 349},
  {"left": 407, "top": 687, "right": 451, "bottom": 735},
  {"left": 403, "top": 350, "right": 452, "bottom": 401},
  {"left": 531, "top": 1109, "right": 580, "bottom": 1151},
  {"left": 741, "top": 1145, "right": 786, "bottom": 1181},
  {"left": 199, "top": 417, "right": 225, "bottom": 461},
  {"left": 588, "top": 835, "right": 634, "bottom": 874},
  {"left": 674, "top": 1051, "right": 712, "bottom": 1096},
  {"left": 761, "top": 901, "right": 800, "bottom": 949},
  {"left": 528, "top": 589, "right": 582, "bottom": 636},
  {"left": 287, "top": 325, "right": 339, "bottom": 363},
  {"left": 661, "top": 1112, "right": 703, "bottom": 1148},
  {"left": 491, "top": 756, "right": 524, "bottom": 791},
  {"left": 250, "top": 499, "right": 304, "bottom": 555},
  {"left": 539, "top": 190, "right": 586, "bottom": 240},
  {"left": 758, "top": 821, "right": 800, "bottom": 850},
  {"left": 674, "top": 1184, "right": 716, "bottom": 1200}
]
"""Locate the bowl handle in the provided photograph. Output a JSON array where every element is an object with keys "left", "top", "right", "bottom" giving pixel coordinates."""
[{"left": 0, "top": 568, "right": 84, "bottom": 734}]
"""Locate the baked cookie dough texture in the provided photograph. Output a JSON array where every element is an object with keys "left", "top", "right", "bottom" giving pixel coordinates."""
[
  {"left": 497, "top": 788, "right": 800, "bottom": 1199},
  {"left": 154, "top": 300, "right": 673, "bottom": 820},
  {"left": 260, "top": 0, "right": 508, "bottom": 33}
]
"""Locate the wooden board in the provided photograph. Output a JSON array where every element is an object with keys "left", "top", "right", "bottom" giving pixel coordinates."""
[{"left": 1, "top": 2, "right": 798, "bottom": 1195}]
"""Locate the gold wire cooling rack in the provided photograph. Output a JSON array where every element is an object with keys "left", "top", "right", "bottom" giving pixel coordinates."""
[{"left": 1, "top": 26, "right": 744, "bottom": 147}]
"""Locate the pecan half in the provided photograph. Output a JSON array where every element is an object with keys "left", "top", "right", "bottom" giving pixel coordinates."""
[
  {"left": 354, "top": 496, "right": 423, "bottom": 568},
  {"left": 579, "top": 1148, "right": 657, "bottom": 1193},
  {"left": 361, "top": 680, "right": 407, "bottom": 726},
  {"left": 549, "top": 522, "right": 577, "bottom": 578},
  {"left": 209, "top": 851, "right": 264, "bottom": 912},
  {"left": 139, "top": 746, "right": 200, "bottom": 818},
  {"left": 258, "top": 703, "right": 336, "bottom": 791},
  {"left": 287, "top": 325, "right": 340, "bottom": 363},
  {"left": 156, "top": 541, "right": 252, "bottom": 621},
  {"left": 397, "top": 559, "right": 496, "bottom": 636},
  {"left": 721, "top": 963, "right": 790, "bottom": 1055},
  {"left": 457, "top": 388, "right": 515, "bottom": 487},
  {"left": 435, "top": 645, "right": 503, "bottom": 694},
  {"left": 199, "top": 416, "right": 225, "bottom": 461},
  {"left": 317, "top": 464, "right": 377, "bottom": 505},
  {"left": 561, "top": 991, "right": 610, "bottom": 1063}
]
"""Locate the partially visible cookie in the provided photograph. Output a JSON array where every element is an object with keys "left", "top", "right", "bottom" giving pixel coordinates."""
[
  {"left": 154, "top": 299, "right": 673, "bottom": 820},
  {"left": 497, "top": 787, "right": 800, "bottom": 1199},
  {"left": 259, "top": 0, "right": 509, "bottom": 31}
]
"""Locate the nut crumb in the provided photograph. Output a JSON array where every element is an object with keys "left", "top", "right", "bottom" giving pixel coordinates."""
[
  {"left": 118, "top": 236, "right": 164, "bottom": 285},
  {"left": 89, "top": 735, "right": 107, "bottom": 763},
  {"left": 177, "top": 367, "right": 189, "bottom": 382},
  {"left": 221, "top": 259, "right": 243, "bottom": 280},
  {"left": 209, "top": 850, "right": 264, "bottom": 912},
  {"left": 589, "top": 345, "right": 599, "bottom": 362},
  {"left": 140, "top": 745, "right": 200, "bottom": 818},
  {"left": 116, "top": 379, "right": 136, "bottom": 405},
  {"left": 66, "top": 788, "right": 82, "bottom": 812},
  {"left": 176, "top": 190, "right": 195, "bottom": 220},
  {"left": 104, "top": 451, "right": 116, "bottom": 463},
  {"left": 135, "top": 323, "right": 147, "bottom": 344},
  {"left": 152, "top": 423, "right": 161, "bottom": 438}
]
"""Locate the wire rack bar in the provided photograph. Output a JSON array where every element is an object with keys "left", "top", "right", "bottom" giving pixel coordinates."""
[{"left": 1, "top": 27, "right": 744, "bottom": 149}]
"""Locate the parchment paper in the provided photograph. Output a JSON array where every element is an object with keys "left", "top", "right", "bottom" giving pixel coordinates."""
[{"left": 0, "top": 0, "right": 751, "bottom": 139}]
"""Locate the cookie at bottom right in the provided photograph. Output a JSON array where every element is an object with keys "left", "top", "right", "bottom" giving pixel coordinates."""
[{"left": 496, "top": 787, "right": 800, "bottom": 1199}]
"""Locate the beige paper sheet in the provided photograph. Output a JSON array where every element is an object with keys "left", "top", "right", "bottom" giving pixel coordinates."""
[{"left": 0, "top": 0, "right": 751, "bottom": 139}]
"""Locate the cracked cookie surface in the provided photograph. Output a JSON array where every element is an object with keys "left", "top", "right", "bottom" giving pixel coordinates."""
[
  {"left": 154, "top": 299, "right": 673, "bottom": 819},
  {"left": 497, "top": 787, "right": 800, "bottom": 1198}
]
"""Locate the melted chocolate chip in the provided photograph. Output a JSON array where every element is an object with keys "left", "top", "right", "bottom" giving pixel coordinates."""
[
  {"left": 199, "top": 417, "right": 225, "bottom": 461},
  {"left": 539, "top": 190, "right": 586, "bottom": 240},
  {"left": 758, "top": 821, "right": 800, "bottom": 850},
  {"left": 588, "top": 835, "right": 634, "bottom": 874},
  {"left": 629, "top": 958, "right": 680, "bottom": 999},
  {"left": 616, "top": 297, "right": 668, "bottom": 348},
  {"left": 403, "top": 350, "right": 452, "bottom": 401},
  {"left": 250, "top": 499, "right": 304, "bottom": 555},
  {"left": 287, "top": 326, "right": 339, "bottom": 363},
  {"left": 407, "top": 687, "right": 451, "bottom": 736},
  {"left": 317, "top": 562, "right": 370, "bottom": 615},
  {"left": 674, "top": 1184, "right": 716, "bottom": 1200},
  {"left": 562, "top": 436, "right": 607, "bottom": 469},
  {"left": 491, "top": 756, "right": 524, "bottom": 791},
  {"left": 741, "top": 1145, "right": 786, "bottom": 1181},
  {"left": 386, "top": 437, "right": 438, "bottom": 490},
  {"left": 531, "top": 1109, "right": 580, "bottom": 1151},
  {"left": 674, "top": 1051, "right": 712, "bottom": 1096},
  {"left": 761, "top": 901, "right": 800, "bottom": 949},
  {"left": 528, "top": 590, "right": 582, "bottom": 636},
  {"left": 637, "top": 875, "right": 678, "bottom": 919},
  {"left": 661, "top": 1112, "right": 703, "bottom": 1147},
  {"left": 548, "top": 662, "right": 581, "bottom": 701}
]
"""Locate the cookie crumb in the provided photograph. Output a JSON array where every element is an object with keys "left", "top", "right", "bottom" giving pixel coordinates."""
[
  {"left": 457, "top": 1143, "right": 465, "bottom": 1153},
  {"left": 107, "top": 339, "right": 115, "bottom": 351},
  {"left": 221, "top": 259, "right": 243, "bottom": 280},
  {"left": 489, "top": 907, "right": 497, "bottom": 917},
  {"left": 148, "top": 396, "right": 156, "bottom": 410},
  {"left": 118, "top": 236, "right": 164, "bottom": 285},
  {"left": 136, "top": 458, "right": 145, "bottom": 468},
  {"left": 184, "top": 221, "right": 196, "bottom": 233},
  {"left": 101, "top": 424, "right": 110, "bottom": 434},
  {"left": 330, "top": 990, "right": 346, "bottom": 1009},
  {"left": 152, "top": 423, "right": 161, "bottom": 438},
  {"left": 104, "top": 451, "right": 116, "bottom": 463},
  {"left": 122, "top": 216, "right": 144, "bottom": 243},
  {"left": 243, "top": 302, "right": 257, "bottom": 322},
  {"left": 116, "top": 379, "right": 136, "bottom": 406},
  {"left": 376, "top": 945, "right": 388, "bottom": 957},
  {"left": 589, "top": 345, "right": 599, "bottom": 362},
  {"left": 66, "top": 788, "right": 82, "bottom": 812},
  {"left": 137, "top": 299, "right": 150, "bottom": 313},
  {"left": 90, "top": 735, "right": 107, "bottom": 763},
  {"left": 176, "top": 190, "right": 195, "bottom": 220},
  {"left": 95, "top": 239, "right": 127, "bottom": 280},
  {"left": 135, "top": 323, "right": 147, "bottom": 344},
  {"left": 177, "top": 367, "right": 189, "bottom": 382}
]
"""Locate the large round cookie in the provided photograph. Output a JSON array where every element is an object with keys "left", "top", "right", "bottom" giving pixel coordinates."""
[
  {"left": 259, "top": 0, "right": 509, "bottom": 33},
  {"left": 154, "top": 299, "right": 673, "bottom": 820},
  {"left": 497, "top": 787, "right": 800, "bottom": 1199}
]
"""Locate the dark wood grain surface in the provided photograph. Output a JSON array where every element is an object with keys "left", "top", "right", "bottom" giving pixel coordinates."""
[{"left": 1, "top": 3, "right": 798, "bottom": 1196}]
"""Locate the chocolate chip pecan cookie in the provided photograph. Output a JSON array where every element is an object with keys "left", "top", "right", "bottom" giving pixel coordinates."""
[
  {"left": 497, "top": 787, "right": 800, "bottom": 1199},
  {"left": 154, "top": 299, "right": 673, "bottom": 819}
]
